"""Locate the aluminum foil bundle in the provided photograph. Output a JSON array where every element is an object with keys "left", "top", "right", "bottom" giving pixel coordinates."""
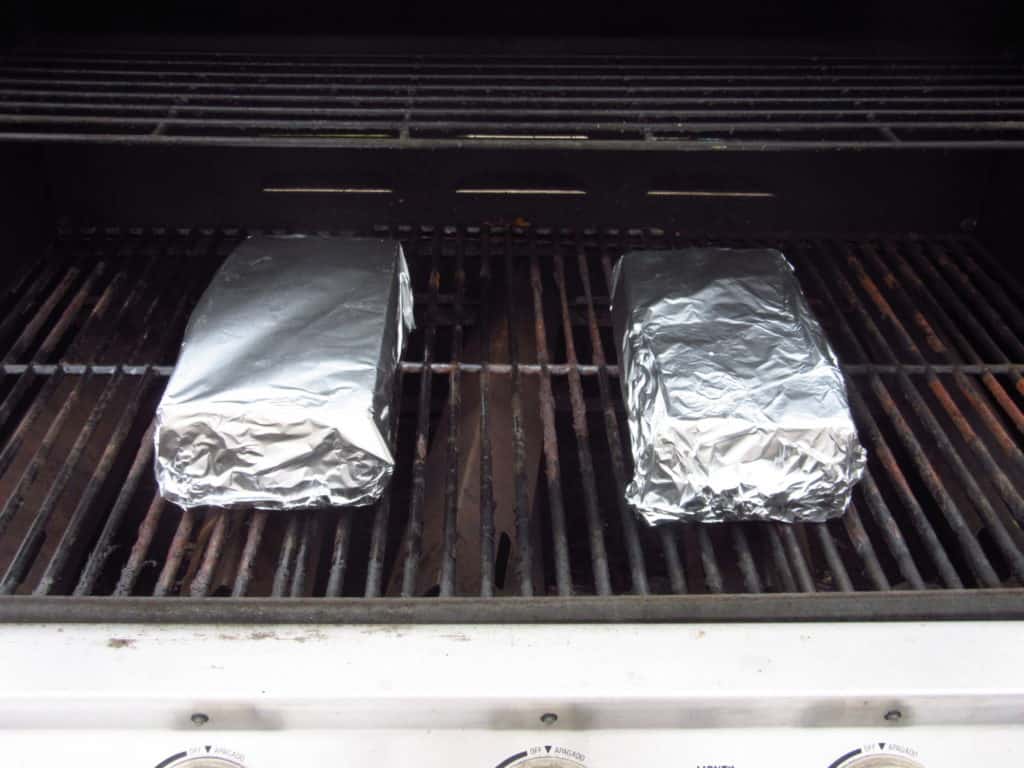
[
  {"left": 155, "top": 235, "right": 414, "bottom": 509},
  {"left": 611, "top": 248, "right": 865, "bottom": 525}
]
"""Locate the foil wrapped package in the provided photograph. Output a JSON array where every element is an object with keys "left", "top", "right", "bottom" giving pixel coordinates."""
[
  {"left": 155, "top": 235, "right": 414, "bottom": 510},
  {"left": 612, "top": 248, "right": 865, "bottom": 525}
]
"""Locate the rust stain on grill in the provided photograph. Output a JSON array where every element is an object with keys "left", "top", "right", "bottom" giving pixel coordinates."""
[
  {"left": 187, "top": 509, "right": 229, "bottom": 598},
  {"left": 529, "top": 248, "right": 572, "bottom": 596},
  {"left": 961, "top": 372, "right": 1024, "bottom": 454},
  {"left": 553, "top": 251, "right": 612, "bottom": 596},
  {"left": 980, "top": 372, "right": 1024, "bottom": 435},
  {"left": 114, "top": 493, "right": 166, "bottom": 596},
  {"left": 74, "top": 418, "right": 157, "bottom": 596},
  {"left": 847, "top": 254, "right": 901, "bottom": 333},
  {"left": 914, "top": 311, "right": 948, "bottom": 355},
  {"left": 503, "top": 246, "right": 538, "bottom": 597},
  {"left": 849, "top": 243, "right": 1024, "bottom": 531},
  {"left": 233, "top": 508, "right": 268, "bottom": 597},
  {"left": 932, "top": 375, "right": 1024, "bottom": 521},
  {"left": 851, "top": 386, "right": 966, "bottom": 587},
  {"left": 154, "top": 506, "right": 195, "bottom": 597},
  {"left": 793, "top": 241, "right": 1001, "bottom": 588}
]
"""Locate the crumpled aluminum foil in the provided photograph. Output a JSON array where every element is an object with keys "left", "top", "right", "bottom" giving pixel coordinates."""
[
  {"left": 155, "top": 235, "right": 414, "bottom": 510},
  {"left": 611, "top": 248, "right": 866, "bottom": 525}
]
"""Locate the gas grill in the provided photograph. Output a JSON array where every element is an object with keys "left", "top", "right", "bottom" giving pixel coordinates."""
[{"left": 2, "top": 22, "right": 1024, "bottom": 768}]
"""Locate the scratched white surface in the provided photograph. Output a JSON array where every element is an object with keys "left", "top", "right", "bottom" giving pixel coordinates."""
[{"left": 0, "top": 622, "right": 1021, "bottom": 766}]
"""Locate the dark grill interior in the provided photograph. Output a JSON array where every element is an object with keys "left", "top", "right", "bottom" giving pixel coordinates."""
[
  {"left": 2, "top": 51, "right": 1024, "bottom": 149},
  {"left": 2, "top": 225, "right": 1023, "bottom": 605}
]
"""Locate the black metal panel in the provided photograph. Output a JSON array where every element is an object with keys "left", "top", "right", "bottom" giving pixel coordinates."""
[
  {"left": 18, "top": 143, "right": 990, "bottom": 235},
  {"left": 17, "top": 1, "right": 1018, "bottom": 41},
  {"left": 2, "top": 591, "right": 1024, "bottom": 624}
]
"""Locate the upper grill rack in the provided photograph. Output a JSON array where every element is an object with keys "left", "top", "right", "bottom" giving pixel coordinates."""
[
  {"left": 2, "top": 50, "right": 1024, "bottom": 149},
  {"left": 1, "top": 225, "right": 1023, "bottom": 616}
]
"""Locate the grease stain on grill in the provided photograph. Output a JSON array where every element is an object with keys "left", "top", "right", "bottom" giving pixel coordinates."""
[
  {"left": 0, "top": 226, "right": 1022, "bottom": 616},
  {"left": 359, "top": 625, "right": 408, "bottom": 638},
  {"left": 213, "top": 629, "right": 329, "bottom": 643}
]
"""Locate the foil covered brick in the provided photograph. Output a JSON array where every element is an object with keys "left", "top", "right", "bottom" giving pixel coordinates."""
[
  {"left": 155, "top": 235, "right": 414, "bottom": 509},
  {"left": 612, "top": 248, "right": 865, "bottom": 525}
]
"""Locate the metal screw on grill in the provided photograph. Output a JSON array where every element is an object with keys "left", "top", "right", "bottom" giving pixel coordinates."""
[
  {"left": 884, "top": 709, "right": 902, "bottom": 723},
  {"left": 540, "top": 713, "right": 558, "bottom": 726},
  {"left": 191, "top": 713, "right": 210, "bottom": 726}
]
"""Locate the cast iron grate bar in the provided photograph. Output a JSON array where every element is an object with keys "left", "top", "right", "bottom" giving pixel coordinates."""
[
  {"left": 529, "top": 244, "right": 574, "bottom": 596},
  {"left": 476, "top": 234, "right": 497, "bottom": 598},
  {"left": 0, "top": 226, "right": 1022, "bottom": 605},
  {"left": 502, "top": 236, "right": 538, "bottom": 596},
  {"left": 360, "top": 231, "right": 416, "bottom": 599},
  {"left": 1, "top": 50, "right": 1024, "bottom": 149}
]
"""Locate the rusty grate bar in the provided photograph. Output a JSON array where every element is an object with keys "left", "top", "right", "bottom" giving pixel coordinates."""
[
  {"left": 797, "top": 241, "right": 1024, "bottom": 585},
  {"left": 587, "top": 238, "right": 666, "bottom": 594},
  {"left": 0, "top": 227, "right": 1022, "bottom": 610},
  {"left": 552, "top": 249, "right": 612, "bottom": 596},
  {"left": 790, "top": 243, "right": 1020, "bottom": 587},
  {"left": 362, "top": 349, "right": 404, "bottom": 598},
  {"left": 476, "top": 234, "right": 497, "bottom": 598},
  {"left": 438, "top": 231, "right": 466, "bottom": 597},
  {"left": 398, "top": 230, "right": 440, "bottom": 597},
  {"left": 529, "top": 246, "right": 573, "bottom": 596},
  {"left": 270, "top": 512, "right": 301, "bottom": 597},
  {"left": 360, "top": 226, "right": 414, "bottom": 599},
  {"left": 233, "top": 509, "right": 268, "bottom": 598},
  {"left": 503, "top": 238, "right": 537, "bottom": 596}
]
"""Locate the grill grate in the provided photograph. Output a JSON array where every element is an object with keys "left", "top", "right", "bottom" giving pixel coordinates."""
[
  {"left": 2, "top": 50, "right": 1024, "bottom": 148},
  {"left": 1, "top": 226, "right": 1023, "bottom": 616}
]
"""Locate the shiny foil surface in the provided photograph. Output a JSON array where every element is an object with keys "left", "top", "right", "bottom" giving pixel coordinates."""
[
  {"left": 611, "top": 248, "right": 866, "bottom": 525},
  {"left": 155, "top": 236, "right": 414, "bottom": 509}
]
